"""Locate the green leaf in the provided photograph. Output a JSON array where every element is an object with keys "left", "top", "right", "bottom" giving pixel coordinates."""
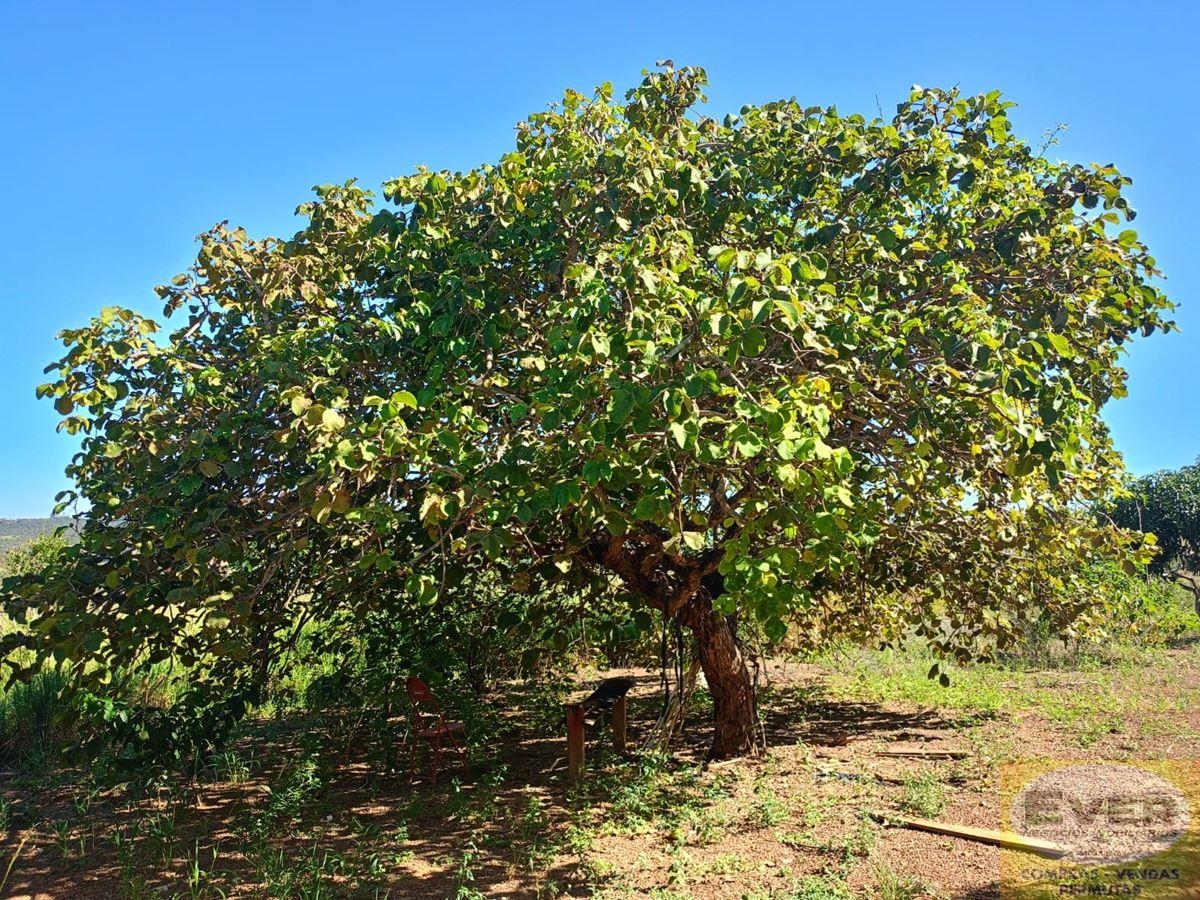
[
  {"left": 633, "top": 495, "right": 663, "bottom": 522},
  {"left": 591, "top": 332, "right": 611, "bottom": 358},
  {"left": 1046, "top": 333, "right": 1071, "bottom": 356},
  {"left": 669, "top": 421, "right": 688, "bottom": 448},
  {"left": 741, "top": 328, "right": 767, "bottom": 356}
]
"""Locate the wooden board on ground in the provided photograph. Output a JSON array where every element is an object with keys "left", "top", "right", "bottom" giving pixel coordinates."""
[
  {"left": 875, "top": 747, "right": 970, "bottom": 759},
  {"left": 872, "top": 811, "right": 1065, "bottom": 858}
]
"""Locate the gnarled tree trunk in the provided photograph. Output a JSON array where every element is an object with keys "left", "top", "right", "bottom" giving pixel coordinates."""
[
  {"left": 581, "top": 534, "right": 758, "bottom": 759},
  {"left": 679, "top": 592, "right": 757, "bottom": 759}
]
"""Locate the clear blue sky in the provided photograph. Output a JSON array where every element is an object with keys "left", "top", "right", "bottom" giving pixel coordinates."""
[{"left": 1, "top": 0, "right": 1196, "bottom": 518}]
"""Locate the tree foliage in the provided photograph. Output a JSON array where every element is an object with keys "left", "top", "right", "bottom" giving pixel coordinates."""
[
  {"left": 0, "top": 518, "right": 73, "bottom": 557},
  {"left": 0, "top": 532, "right": 66, "bottom": 580},
  {"left": 1111, "top": 462, "right": 1200, "bottom": 610},
  {"left": 2, "top": 64, "right": 1172, "bottom": 760}
]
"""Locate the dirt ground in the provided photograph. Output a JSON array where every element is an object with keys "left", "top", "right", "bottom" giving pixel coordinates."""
[{"left": 3, "top": 641, "right": 1199, "bottom": 899}]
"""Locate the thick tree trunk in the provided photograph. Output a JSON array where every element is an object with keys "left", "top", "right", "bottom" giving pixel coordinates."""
[
  {"left": 680, "top": 594, "right": 757, "bottom": 759},
  {"left": 578, "top": 533, "right": 757, "bottom": 758}
]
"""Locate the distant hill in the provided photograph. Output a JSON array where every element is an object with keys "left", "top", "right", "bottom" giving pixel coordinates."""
[{"left": 0, "top": 518, "right": 76, "bottom": 556}]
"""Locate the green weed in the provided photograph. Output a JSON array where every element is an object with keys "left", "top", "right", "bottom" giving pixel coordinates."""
[
  {"left": 900, "top": 769, "right": 946, "bottom": 818},
  {"left": 875, "top": 861, "right": 935, "bottom": 899},
  {"left": 750, "top": 778, "right": 790, "bottom": 828}
]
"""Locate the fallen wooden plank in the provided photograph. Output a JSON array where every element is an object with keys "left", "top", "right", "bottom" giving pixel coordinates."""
[
  {"left": 875, "top": 747, "right": 970, "bottom": 759},
  {"left": 871, "top": 812, "right": 1065, "bottom": 858}
]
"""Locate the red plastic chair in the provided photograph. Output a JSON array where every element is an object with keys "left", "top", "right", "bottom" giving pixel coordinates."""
[{"left": 405, "top": 676, "right": 465, "bottom": 783}]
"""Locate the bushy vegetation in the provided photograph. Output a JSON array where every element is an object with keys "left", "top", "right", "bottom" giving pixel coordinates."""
[
  {"left": 0, "top": 518, "right": 73, "bottom": 557},
  {"left": 0, "top": 529, "right": 659, "bottom": 777},
  {"left": 0, "top": 531, "right": 67, "bottom": 579},
  {"left": 0, "top": 533, "right": 72, "bottom": 771},
  {"left": 1110, "top": 460, "right": 1200, "bottom": 611}
]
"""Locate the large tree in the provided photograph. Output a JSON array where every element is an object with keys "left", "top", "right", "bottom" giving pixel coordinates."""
[
  {"left": 1111, "top": 463, "right": 1200, "bottom": 612},
  {"left": 3, "top": 65, "right": 1171, "bottom": 759}
]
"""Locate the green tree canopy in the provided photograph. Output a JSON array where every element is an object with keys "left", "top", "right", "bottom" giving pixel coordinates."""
[
  {"left": 1111, "top": 462, "right": 1200, "bottom": 610},
  {"left": 4, "top": 64, "right": 1171, "bottom": 759}
]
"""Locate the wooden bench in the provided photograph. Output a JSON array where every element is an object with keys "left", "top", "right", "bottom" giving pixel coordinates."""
[{"left": 564, "top": 676, "right": 635, "bottom": 782}]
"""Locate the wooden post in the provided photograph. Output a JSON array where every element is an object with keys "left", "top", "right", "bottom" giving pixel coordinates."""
[
  {"left": 566, "top": 704, "right": 586, "bottom": 783},
  {"left": 612, "top": 695, "right": 627, "bottom": 753}
]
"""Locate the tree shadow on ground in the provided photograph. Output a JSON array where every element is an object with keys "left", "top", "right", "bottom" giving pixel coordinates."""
[
  {"left": 759, "top": 679, "right": 994, "bottom": 749},
  {"left": 953, "top": 886, "right": 1001, "bottom": 899},
  {"left": 1167, "top": 632, "right": 1200, "bottom": 650},
  {"left": 2, "top": 666, "right": 1002, "bottom": 898}
]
